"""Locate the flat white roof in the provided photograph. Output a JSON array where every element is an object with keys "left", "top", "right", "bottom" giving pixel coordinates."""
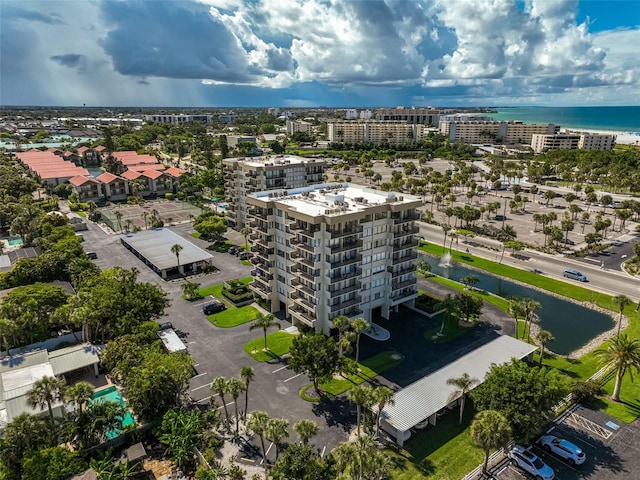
[
  {"left": 121, "top": 228, "right": 213, "bottom": 271},
  {"left": 226, "top": 155, "right": 324, "bottom": 168},
  {"left": 380, "top": 335, "right": 537, "bottom": 432},
  {"left": 158, "top": 329, "right": 187, "bottom": 353},
  {"left": 252, "top": 183, "right": 421, "bottom": 218}
]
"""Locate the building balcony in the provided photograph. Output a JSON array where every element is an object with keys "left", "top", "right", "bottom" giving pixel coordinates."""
[
  {"left": 251, "top": 268, "right": 273, "bottom": 281},
  {"left": 392, "top": 238, "right": 419, "bottom": 251},
  {"left": 294, "top": 255, "right": 321, "bottom": 269},
  {"left": 393, "top": 213, "right": 421, "bottom": 224},
  {"left": 392, "top": 251, "right": 418, "bottom": 263},
  {"left": 328, "top": 297, "right": 361, "bottom": 313},
  {"left": 330, "top": 239, "right": 362, "bottom": 254},
  {"left": 389, "top": 288, "right": 418, "bottom": 304},
  {"left": 291, "top": 265, "right": 318, "bottom": 283},
  {"left": 254, "top": 236, "right": 274, "bottom": 248},
  {"left": 387, "top": 264, "right": 417, "bottom": 277},
  {"left": 328, "top": 267, "right": 362, "bottom": 283},
  {"left": 290, "top": 307, "right": 316, "bottom": 327},
  {"left": 329, "top": 225, "right": 363, "bottom": 238},
  {"left": 292, "top": 279, "right": 316, "bottom": 296},
  {"left": 329, "top": 254, "right": 362, "bottom": 269},
  {"left": 391, "top": 277, "right": 417, "bottom": 290},
  {"left": 249, "top": 282, "right": 271, "bottom": 299},
  {"left": 329, "top": 308, "right": 363, "bottom": 321},
  {"left": 293, "top": 296, "right": 317, "bottom": 313},
  {"left": 328, "top": 281, "right": 361, "bottom": 297},
  {"left": 393, "top": 225, "right": 420, "bottom": 237}
]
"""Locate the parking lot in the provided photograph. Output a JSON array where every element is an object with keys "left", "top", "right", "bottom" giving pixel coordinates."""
[{"left": 491, "top": 405, "right": 640, "bottom": 479}]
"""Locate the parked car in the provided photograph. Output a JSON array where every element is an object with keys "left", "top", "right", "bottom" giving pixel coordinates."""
[
  {"left": 611, "top": 240, "right": 625, "bottom": 247},
  {"left": 563, "top": 269, "right": 588, "bottom": 282},
  {"left": 508, "top": 445, "right": 555, "bottom": 480},
  {"left": 599, "top": 250, "right": 612, "bottom": 256},
  {"left": 239, "top": 252, "right": 251, "bottom": 260},
  {"left": 495, "top": 214, "right": 506, "bottom": 221},
  {"left": 159, "top": 321, "right": 174, "bottom": 331},
  {"left": 203, "top": 300, "right": 227, "bottom": 315},
  {"left": 560, "top": 238, "right": 575, "bottom": 245},
  {"left": 538, "top": 435, "right": 586, "bottom": 466},
  {"left": 228, "top": 246, "right": 239, "bottom": 255},
  {"left": 86, "top": 251, "right": 98, "bottom": 259}
]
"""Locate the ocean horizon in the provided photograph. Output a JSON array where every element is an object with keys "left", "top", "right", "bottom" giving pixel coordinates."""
[{"left": 485, "top": 106, "right": 640, "bottom": 133}]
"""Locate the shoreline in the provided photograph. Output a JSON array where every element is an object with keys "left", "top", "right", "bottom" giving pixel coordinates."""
[{"left": 560, "top": 127, "right": 640, "bottom": 145}]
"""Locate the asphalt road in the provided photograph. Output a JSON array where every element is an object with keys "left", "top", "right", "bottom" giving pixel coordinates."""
[{"left": 418, "top": 222, "right": 640, "bottom": 302}]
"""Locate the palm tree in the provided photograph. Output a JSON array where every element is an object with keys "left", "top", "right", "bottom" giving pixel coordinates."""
[
  {"left": 266, "top": 418, "right": 289, "bottom": 460},
  {"left": 181, "top": 281, "right": 200, "bottom": 300},
  {"left": 536, "top": 330, "right": 555, "bottom": 366},
  {"left": 247, "top": 411, "right": 271, "bottom": 467},
  {"left": 26, "top": 376, "right": 66, "bottom": 421},
  {"left": 142, "top": 211, "right": 149, "bottom": 230},
  {"left": 240, "top": 366, "right": 254, "bottom": 420},
  {"left": 435, "top": 294, "right": 459, "bottom": 335},
  {"left": 595, "top": 334, "right": 640, "bottom": 402},
  {"left": 240, "top": 227, "right": 252, "bottom": 250},
  {"left": 441, "top": 224, "right": 451, "bottom": 253},
  {"left": 210, "top": 376, "right": 230, "bottom": 429},
  {"left": 249, "top": 314, "right": 281, "bottom": 350},
  {"left": 521, "top": 298, "right": 542, "bottom": 341},
  {"left": 347, "top": 385, "right": 372, "bottom": 436},
  {"left": 372, "top": 386, "right": 395, "bottom": 438},
  {"left": 613, "top": 294, "right": 632, "bottom": 338},
  {"left": 351, "top": 317, "right": 371, "bottom": 364},
  {"left": 114, "top": 210, "right": 123, "bottom": 233},
  {"left": 460, "top": 274, "right": 480, "bottom": 291},
  {"left": 332, "top": 315, "right": 351, "bottom": 357},
  {"left": 171, "top": 243, "right": 184, "bottom": 268},
  {"left": 293, "top": 419, "right": 319, "bottom": 446},
  {"left": 470, "top": 410, "right": 512, "bottom": 474},
  {"left": 226, "top": 378, "right": 244, "bottom": 434},
  {"left": 64, "top": 381, "right": 94, "bottom": 411},
  {"left": 508, "top": 297, "right": 525, "bottom": 337},
  {"left": 446, "top": 373, "right": 479, "bottom": 425}
]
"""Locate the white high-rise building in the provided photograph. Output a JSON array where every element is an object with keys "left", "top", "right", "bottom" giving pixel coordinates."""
[
  {"left": 327, "top": 121, "right": 423, "bottom": 144},
  {"left": 345, "top": 109, "right": 359, "bottom": 119},
  {"left": 223, "top": 156, "right": 326, "bottom": 229},
  {"left": 246, "top": 184, "right": 421, "bottom": 333}
]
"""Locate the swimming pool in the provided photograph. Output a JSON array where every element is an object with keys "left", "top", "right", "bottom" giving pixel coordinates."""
[
  {"left": 92, "top": 386, "right": 136, "bottom": 437},
  {"left": 7, "top": 237, "right": 23, "bottom": 246}
]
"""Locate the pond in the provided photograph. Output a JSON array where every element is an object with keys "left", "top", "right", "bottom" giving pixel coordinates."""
[{"left": 423, "top": 255, "right": 614, "bottom": 355}]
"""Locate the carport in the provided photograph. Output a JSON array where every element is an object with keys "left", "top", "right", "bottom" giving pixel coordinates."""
[
  {"left": 120, "top": 228, "right": 213, "bottom": 279},
  {"left": 379, "top": 335, "right": 537, "bottom": 446}
]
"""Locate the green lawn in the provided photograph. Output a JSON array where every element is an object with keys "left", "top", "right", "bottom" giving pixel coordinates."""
[
  {"left": 241, "top": 260, "right": 252, "bottom": 266},
  {"left": 244, "top": 331, "right": 295, "bottom": 362},
  {"left": 301, "top": 351, "right": 405, "bottom": 399},
  {"left": 208, "top": 305, "right": 261, "bottom": 328},
  {"left": 420, "top": 243, "right": 640, "bottom": 423},
  {"left": 423, "top": 317, "right": 473, "bottom": 344},
  {"left": 195, "top": 277, "right": 253, "bottom": 302},
  {"left": 388, "top": 410, "right": 484, "bottom": 480},
  {"left": 191, "top": 232, "right": 201, "bottom": 239}
]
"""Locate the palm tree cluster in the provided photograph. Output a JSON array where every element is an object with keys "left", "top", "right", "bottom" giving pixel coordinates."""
[
  {"left": 210, "top": 367, "right": 255, "bottom": 434},
  {"left": 508, "top": 297, "right": 541, "bottom": 341}
]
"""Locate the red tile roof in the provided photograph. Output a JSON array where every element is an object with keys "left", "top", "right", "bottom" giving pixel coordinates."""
[
  {"left": 94, "top": 145, "right": 106, "bottom": 151},
  {"left": 127, "top": 164, "right": 165, "bottom": 171},
  {"left": 165, "top": 167, "right": 186, "bottom": 177},
  {"left": 69, "top": 175, "right": 97, "bottom": 187},
  {"left": 121, "top": 170, "right": 141, "bottom": 180},
  {"left": 96, "top": 172, "right": 123, "bottom": 183},
  {"left": 77, "top": 146, "right": 89, "bottom": 153},
  {"left": 141, "top": 169, "right": 163, "bottom": 179},
  {"left": 64, "top": 151, "right": 74, "bottom": 156}
]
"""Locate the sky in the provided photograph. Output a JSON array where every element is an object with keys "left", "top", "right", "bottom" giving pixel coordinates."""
[{"left": 1, "top": 0, "right": 639, "bottom": 108}]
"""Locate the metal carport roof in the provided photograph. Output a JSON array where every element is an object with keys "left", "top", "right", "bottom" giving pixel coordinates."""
[{"left": 380, "top": 335, "right": 538, "bottom": 432}]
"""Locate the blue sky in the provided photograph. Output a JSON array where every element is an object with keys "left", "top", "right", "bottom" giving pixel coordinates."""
[{"left": 1, "top": 0, "right": 639, "bottom": 107}]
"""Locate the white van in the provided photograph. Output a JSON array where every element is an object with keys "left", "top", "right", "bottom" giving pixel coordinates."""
[{"left": 563, "top": 269, "right": 587, "bottom": 282}]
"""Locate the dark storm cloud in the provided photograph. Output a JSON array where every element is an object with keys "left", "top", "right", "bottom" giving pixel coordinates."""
[
  {"left": 50, "top": 53, "right": 85, "bottom": 68},
  {"left": 98, "top": 0, "right": 254, "bottom": 82}
]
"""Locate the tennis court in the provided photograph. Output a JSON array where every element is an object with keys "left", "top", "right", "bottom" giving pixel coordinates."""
[{"left": 99, "top": 199, "right": 202, "bottom": 232}]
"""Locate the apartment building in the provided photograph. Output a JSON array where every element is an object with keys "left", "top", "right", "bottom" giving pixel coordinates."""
[
  {"left": 375, "top": 107, "right": 441, "bottom": 126},
  {"left": 144, "top": 114, "right": 213, "bottom": 124},
  {"left": 246, "top": 184, "right": 421, "bottom": 334},
  {"left": 530, "top": 131, "right": 616, "bottom": 153},
  {"left": 223, "top": 155, "right": 327, "bottom": 229},
  {"left": 439, "top": 120, "right": 559, "bottom": 144},
  {"left": 327, "top": 121, "right": 424, "bottom": 144},
  {"left": 285, "top": 119, "right": 313, "bottom": 135}
]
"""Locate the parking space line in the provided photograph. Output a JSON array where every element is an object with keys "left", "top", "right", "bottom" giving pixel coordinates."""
[
  {"left": 283, "top": 373, "right": 302, "bottom": 383},
  {"left": 196, "top": 396, "right": 210, "bottom": 403},
  {"left": 272, "top": 365, "right": 288, "bottom": 373},
  {"left": 320, "top": 446, "right": 326, "bottom": 458},
  {"left": 260, "top": 442, "right": 274, "bottom": 465},
  {"left": 190, "top": 382, "right": 212, "bottom": 392},
  {"left": 192, "top": 372, "right": 208, "bottom": 379}
]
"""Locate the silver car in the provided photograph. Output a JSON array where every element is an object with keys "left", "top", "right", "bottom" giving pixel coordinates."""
[{"left": 539, "top": 435, "right": 586, "bottom": 465}]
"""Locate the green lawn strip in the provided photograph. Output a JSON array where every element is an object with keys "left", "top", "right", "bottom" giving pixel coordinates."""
[
  {"left": 311, "top": 351, "right": 405, "bottom": 398},
  {"left": 423, "top": 319, "right": 473, "bottom": 345},
  {"left": 241, "top": 260, "right": 252, "bottom": 266},
  {"left": 76, "top": 211, "right": 87, "bottom": 218},
  {"left": 191, "top": 232, "right": 201, "bottom": 239},
  {"left": 208, "top": 305, "right": 261, "bottom": 328},
  {"left": 388, "top": 411, "right": 484, "bottom": 480},
  {"left": 427, "top": 275, "right": 510, "bottom": 312},
  {"left": 195, "top": 277, "right": 253, "bottom": 302},
  {"left": 244, "top": 331, "right": 295, "bottom": 362},
  {"left": 422, "top": 243, "right": 640, "bottom": 422}
]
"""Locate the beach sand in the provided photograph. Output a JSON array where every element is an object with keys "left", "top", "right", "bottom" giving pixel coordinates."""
[{"left": 562, "top": 128, "right": 640, "bottom": 145}]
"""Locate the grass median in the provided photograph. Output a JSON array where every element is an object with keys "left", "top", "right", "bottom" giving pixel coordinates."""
[{"left": 244, "top": 331, "right": 295, "bottom": 362}]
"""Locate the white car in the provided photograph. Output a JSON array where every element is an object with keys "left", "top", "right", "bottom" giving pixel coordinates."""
[
  {"left": 539, "top": 435, "right": 586, "bottom": 465},
  {"left": 509, "top": 445, "right": 555, "bottom": 480}
]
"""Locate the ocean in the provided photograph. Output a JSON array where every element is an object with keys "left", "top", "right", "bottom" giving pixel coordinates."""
[{"left": 485, "top": 106, "right": 640, "bottom": 133}]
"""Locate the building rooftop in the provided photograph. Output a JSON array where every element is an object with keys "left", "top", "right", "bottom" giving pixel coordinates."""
[
  {"left": 120, "top": 228, "right": 213, "bottom": 270},
  {"left": 224, "top": 155, "right": 325, "bottom": 168},
  {"left": 251, "top": 183, "right": 421, "bottom": 218},
  {"left": 379, "top": 335, "right": 537, "bottom": 432}
]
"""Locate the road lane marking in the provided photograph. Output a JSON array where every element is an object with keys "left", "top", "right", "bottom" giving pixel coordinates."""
[{"left": 284, "top": 373, "right": 302, "bottom": 383}]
